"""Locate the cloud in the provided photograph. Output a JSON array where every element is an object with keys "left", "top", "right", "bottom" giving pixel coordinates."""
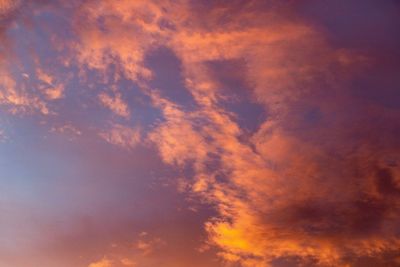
[
  {"left": 120, "top": 258, "right": 136, "bottom": 267},
  {"left": 0, "top": 2, "right": 66, "bottom": 115},
  {"left": 64, "top": 0, "right": 400, "bottom": 265},
  {"left": 0, "top": 1, "right": 399, "bottom": 266},
  {"left": 0, "top": 0, "right": 21, "bottom": 16},
  {"left": 99, "top": 124, "right": 140, "bottom": 149},
  {"left": 0, "top": 70, "right": 50, "bottom": 114},
  {"left": 135, "top": 234, "right": 166, "bottom": 256},
  {"left": 98, "top": 91, "right": 130, "bottom": 118},
  {"left": 50, "top": 123, "right": 82, "bottom": 141},
  {"left": 37, "top": 68, "right": 65, "bottom": 100},
  {"left": 148, "top": 93, "right": 208, "bottom": 167},
  {"left": 0, "top": 127, "right": 6, "bottom": 142},
  {"left": 72, "top": 0, "right": 164, "bottom": 82},
  {"left": 86, "top": 234, "right": 167, "bottom": 267},
  {"left": 88, "top": 258, "right": 112, "bottom": 267},
  {"left": 140, "top": 2, "right": 400, "bottom": 266}
]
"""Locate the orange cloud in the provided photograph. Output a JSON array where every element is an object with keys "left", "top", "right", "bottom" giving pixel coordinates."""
[
  {"left": 0, "top": 70, "right": 49, "bottom": 115},
  {"left": 0, "top": 0, "right": 21, "bottom": 16},
  {"left": 72, "top": 0, "right": 166, "bottom": 82},
  {"left": 88, "top": 258, "right": 112, "bottom": 267},
  {"left": 1, "top": 1, "right": 397, "bottom": 266},
  {"left": 148, "top": 93, "right": 208, "bottom": 167},
  {"left": 66, "top": 1, "right": 400, "bottom": 265},
  {"left": 98, "top": 92, "right": 130, "bottom": 118},
  {"left": 135, "top": 233, "right": 166, "bottom": 256},
  {"left": 139, "top": 3, "right": 400, "bottom": 266},
  {"left": 37, "top": 68, "right": 65, "bottom": 100}
]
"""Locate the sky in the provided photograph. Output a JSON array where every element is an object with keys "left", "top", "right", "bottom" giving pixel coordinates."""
[{"left": 0, "top": 1, "right": 400, "bottom": 267}]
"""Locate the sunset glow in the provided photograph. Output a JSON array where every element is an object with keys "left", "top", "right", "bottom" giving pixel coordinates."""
[{"left": 1, "top": 1, "right": 400, "bottom": 267}]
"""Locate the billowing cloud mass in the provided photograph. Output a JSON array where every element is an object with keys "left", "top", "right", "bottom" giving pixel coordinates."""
[{"left": 0, "top": 1, "right": 399, "bottom": 267}]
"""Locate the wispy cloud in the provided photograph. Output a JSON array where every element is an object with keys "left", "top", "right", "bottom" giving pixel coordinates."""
[
  {"left": 99, "top": 124, "right": 140, "bottom": 149},
  {"left": 98, "top": 92, "right": 130, "bottom": 118},
  {"left": 0, "top": 1, "right": 399, "bottom": 267}
]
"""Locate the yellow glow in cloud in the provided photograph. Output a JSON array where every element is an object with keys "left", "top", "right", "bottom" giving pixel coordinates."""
[{"left": 88, "top": 258, "right": 112, "bottom": 267}]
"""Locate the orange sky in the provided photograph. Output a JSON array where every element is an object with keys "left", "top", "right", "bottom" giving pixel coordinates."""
[{"left": 1, "top": 1, "right": 400, "bottom": 267}]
